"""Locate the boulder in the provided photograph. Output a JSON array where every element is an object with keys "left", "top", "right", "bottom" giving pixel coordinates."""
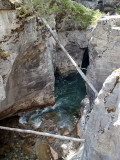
[{"left": 35, "top": 139, "right": 57, "bottom": 160}]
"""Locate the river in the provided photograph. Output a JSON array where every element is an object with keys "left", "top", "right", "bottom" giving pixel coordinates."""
[{"left": 0, "top": 72, "right": 86, "bottom": 159}]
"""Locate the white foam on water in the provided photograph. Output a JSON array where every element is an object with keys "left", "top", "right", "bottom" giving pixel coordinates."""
[
  {"left": 31, "top": 118, "right": 42, "bottom": 128},
  {"left": 19, "top": 115, "right": 27, "bottom": 125}
]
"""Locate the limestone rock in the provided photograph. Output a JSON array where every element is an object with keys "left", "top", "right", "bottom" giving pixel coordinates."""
[
  {"left": 0, "top": 10, "right": 55, "bottom": 119},
  {"left": 50, "top": 146, "right": 59, "bottom": 160},
  {"left": 0, "top": 0, "right": 15, "bottom": 10},
  {"left": 0, "top": 75, "right": 6, "bottom": 101},
  {"left": 35, "top": 139, "right": 55, "bottom": 160},
  {"left": 54, "top": 30, "right": 88, "bottom": 74},
  {"left": 0, "top": 1, "right": 89, "bottom": 119},
  {"left": 74, "top": 0, "right": 120, "bottom": 13},
  {"left": 87, "top": 15, "right": 120, "bottom": 102},
  {"left": 71, "top": 69, "right": 120, "bottom": 160},
  {"left": 103, "top": 0, "right": 120, "bottom": 13},
  {"left": 74, "top": 0, "right": 99, "bottom": 10}
]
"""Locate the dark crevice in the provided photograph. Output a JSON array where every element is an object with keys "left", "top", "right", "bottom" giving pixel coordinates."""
[{"left": 81, "top": 47, "right": 89, "bottom": 70}]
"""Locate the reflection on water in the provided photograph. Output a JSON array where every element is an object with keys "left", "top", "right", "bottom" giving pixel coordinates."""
[{"left": 19, "top": 73, "right": 86, "bottom": 131}]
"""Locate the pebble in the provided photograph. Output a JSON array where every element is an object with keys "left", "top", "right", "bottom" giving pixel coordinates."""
[
  {"left": 25, "top": 156, "right": 29, "bottom": 159},
  {"left": 48, "top": 138, "right": 54, "bottom": 144},
  {"left": 15, "top": 155, "right": 17, "bottom": 158}
]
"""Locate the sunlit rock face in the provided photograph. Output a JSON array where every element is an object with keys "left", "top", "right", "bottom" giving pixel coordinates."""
[
  {"left": 71, "top": 69, "right": 120, "bottom": 160},
  {"left": 83, "top": 69, "right": 120, "bottom": 160},
  {"left": 70, "top": 15, "right": 120, "bottom": 160},
  {"left": 86, "top": 15, "right": 120, "bottom": 101},
  {"left": 0, "top": 1, "right": 55, "bottom": 119}
]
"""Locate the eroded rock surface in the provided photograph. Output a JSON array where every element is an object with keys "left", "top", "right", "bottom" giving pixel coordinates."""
[
  {"left": 74, "top": 0, "right": 99, "bottom": 10},
  {"left": 103, "top": 0, "right": 120, "bottom": 13},
  {"left": 54, "top": 30, "right": 88, "bottom": 74},
  {"left": 70, "top": 69, "right": 120, "bottom": 160},
  {"left": 87, "top": 15, "right": 120, "bottom": 101},
  {"left": 0, "top": 6, "right": 55, "bottom": 119},
  {"left": 0, "top": 0, "right": 88, "bottom": 119},
  {"left": 0, "top": 76, "right": 6, "bottom": 102},
  {"left": 0, "top": 0, "right": 15, "bottom": 10},
  {"left": 75, "top": 0, "right": 120, "bottom": 13}
]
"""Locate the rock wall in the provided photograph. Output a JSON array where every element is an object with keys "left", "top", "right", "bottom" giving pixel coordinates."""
[
  {"left": 54, "top": 30, "right": 88, "bottom": 74},
  {"left": 87, "top": 15, "right": 120, "bottom": 101},
  {"left": 71, "top": 69, "right": 120, "bottom": 160},
  {"left": 0, "top": 13, "right": 56, "bottom": 119},
  {"left": 0, "top": 0, "right": 88, "bottom": 119},
  {"left": 103, "top": 0, "right": 120, "bottom": 13},
  {"left": 69, "top": 15, "right": 120, "bottom": 160},
  {"left": 0, "top": 0, "right": 15, "bottom": 10},
  {"left": 74, "top": 0, "right": 120, "bottom": 13},
  {"left": 0, "top": 0, "right": 57, "bottom": 119},
  {"left": 74, "top": 0, "right": 99, "bottom": 10}
]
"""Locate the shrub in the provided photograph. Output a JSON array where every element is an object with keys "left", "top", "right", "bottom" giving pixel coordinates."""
[
  {"left": 116, "top": 7, "right": 120, "bottom": 15},
  {"left": 17, "top": 0, "right": 103, "bottom": 29}
]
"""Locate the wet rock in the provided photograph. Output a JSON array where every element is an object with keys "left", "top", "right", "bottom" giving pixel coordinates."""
[
  {"left": 48, "top": 138, "right": 55, "bottom": 144},
  {"left": 0, "top": 148, "right": 4, "bottom": 155},
  {"left": 60, "top": 127, "right": 70, "bottom": 136},
  {"left": 43, "top": 112, "right": 57, "bottom": 120},
  {"left": 50, "top": 146, "right": 59, "bottom": 160},
  {"left": 80, "top": 97, "right": 89, "bottom": 116},
  {"left": 61, "top": 144, "right": 69, "bottom": 156},
  {"left": 39, "top": 119, "right": 58, "bottom": 134},
  {"left": 35, "top": 139, "right": 55, "bottom": 160},
  {"left": 22, "top": 143, "right": 35, "bottom": 155}
]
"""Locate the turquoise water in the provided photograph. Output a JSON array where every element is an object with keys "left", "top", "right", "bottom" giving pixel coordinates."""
[
  {"left": 0, "top": 73, "right": 86, "bottom": 160},
  {"left": 55, "top": 72, "right": 86, "bottom": 112},
  {"left": 19, "top": 73, "right": 86, "bottom": 131}
]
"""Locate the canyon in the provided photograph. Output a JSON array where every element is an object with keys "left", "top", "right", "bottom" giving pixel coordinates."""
[{"left": 0, "top": 0, "right": 120, "bottom": 160}]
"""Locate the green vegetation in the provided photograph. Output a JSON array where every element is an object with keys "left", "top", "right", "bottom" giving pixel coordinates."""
[
  {"left": 0, "top": 46, "right": 4, "bottom": 53},
  {"left": 51, "top": 0, "right": 103, "bottom": 29},
  {"left": 116, "top": 7, "right": 120, "bottom": 15},
  {"left": 0, "top": 47, "right": 10, "bottom": 59},
  {"left": 17, "top": 0, "right": 103, "bottom": 29}
]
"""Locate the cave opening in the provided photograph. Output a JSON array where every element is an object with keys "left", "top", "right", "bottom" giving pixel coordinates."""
[{"left": 81, "top": 47, "right": 89, "bottom": 71}]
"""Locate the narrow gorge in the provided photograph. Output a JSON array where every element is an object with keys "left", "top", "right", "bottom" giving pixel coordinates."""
[{"left": 0, "top": 0, "right": 120, "bottom": 160}]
